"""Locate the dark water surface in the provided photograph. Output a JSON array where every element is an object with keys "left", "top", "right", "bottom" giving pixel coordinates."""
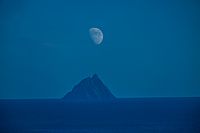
[{"left": 0, "top": 98, "right": 200, "bottom": 133}]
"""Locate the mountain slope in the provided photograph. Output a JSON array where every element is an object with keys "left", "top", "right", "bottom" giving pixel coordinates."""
[{"left": 63, "top": 74, "right": 116, "bottom": 101}]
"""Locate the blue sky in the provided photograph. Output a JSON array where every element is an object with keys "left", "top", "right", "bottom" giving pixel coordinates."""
[{"left": 0, "top": 0, "right": 200, "bottom": 98}]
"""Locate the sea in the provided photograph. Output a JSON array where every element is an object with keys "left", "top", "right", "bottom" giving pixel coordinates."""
[{"left": 0, "top": 97, "right": 200, "bottom": 133}]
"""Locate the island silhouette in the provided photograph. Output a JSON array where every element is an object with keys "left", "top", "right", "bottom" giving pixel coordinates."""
[
  {"left": 0, "top": 74, "right": 200, "bottom": 133},
  {"left": 63, "top": 74, "right": 116, "bottom": 101}
]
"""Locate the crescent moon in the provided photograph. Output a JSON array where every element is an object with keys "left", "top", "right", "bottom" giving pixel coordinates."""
[{"left": 89, "top": 28, "right": 103, "bottom": 45}]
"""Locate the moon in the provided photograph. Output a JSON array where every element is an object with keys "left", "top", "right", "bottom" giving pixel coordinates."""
[{"left": 89, "top": 28, "right": 103, "bottom": 45}]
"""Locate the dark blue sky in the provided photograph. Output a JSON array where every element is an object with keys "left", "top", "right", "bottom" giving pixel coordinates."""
[{"left": 1, "top": 0, "right": 200, "bottom": 98}]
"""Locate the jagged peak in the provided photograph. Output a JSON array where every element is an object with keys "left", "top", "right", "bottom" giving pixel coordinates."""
[
  {"left": 63, "top": 74, "right": 116, "bottom": 101},
  {"left": 92, "top": 74, "right": 99, "bottom": 79}
]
